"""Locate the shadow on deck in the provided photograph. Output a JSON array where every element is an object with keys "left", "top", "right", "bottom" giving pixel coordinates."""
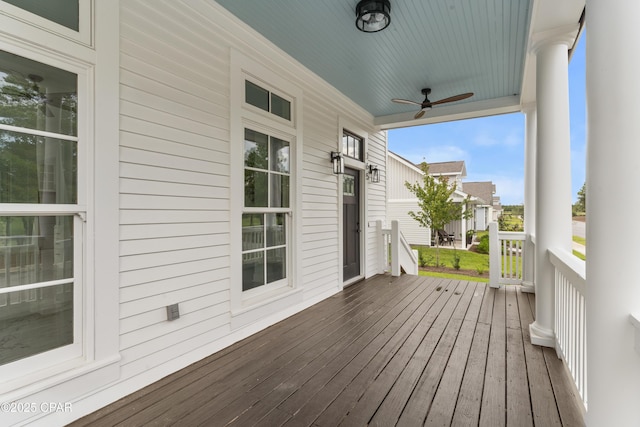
[{"left": 71, "top": 275, "right": 584, "bottom": 426}]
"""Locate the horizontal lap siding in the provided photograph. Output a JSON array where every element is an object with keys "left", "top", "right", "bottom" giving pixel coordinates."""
[
  {"left": 301, "top": 92, "right": 339, "bottom": 299},
  {"left": 118, "top": 0, "right": 386, "bottom": 383},
  {"left": 388, "top": 200, "right": 431, "bottom": 246},
  {"left": 119, "top": 1, "right": 231, "bottom": 379},
  {"left": 366, "top": 131, "right": 387, "bottom": 277}
]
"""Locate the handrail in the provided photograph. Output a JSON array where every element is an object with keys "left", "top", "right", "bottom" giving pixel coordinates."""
[
  {"left": 549, "top": 247, "right": 587, "bottom": 408},
  {"left": 377, "top": 220, "right": 418, "bottom": 276}
]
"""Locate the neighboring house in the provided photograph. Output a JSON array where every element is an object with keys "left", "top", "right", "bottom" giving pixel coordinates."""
[
  {"left": 492, "top": 195, "right": 503, "bottom": 222},
  {"left": 387, "top": 151, "right": 472, "bottom": 248},
  {"left": 463, "top": 181, "right": 499, "bottom": 231}
]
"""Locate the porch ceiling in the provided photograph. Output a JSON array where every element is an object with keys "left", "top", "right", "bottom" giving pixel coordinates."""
[{"left": 215, "top": 0, "right": 584, "bottom": 129}]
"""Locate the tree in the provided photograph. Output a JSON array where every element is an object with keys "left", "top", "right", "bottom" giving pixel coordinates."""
[
  {"left": 405, "top": 163, "right": 471, "bottom": 266},
  {"left": 576, "top": 182, "right": 586, "bottom": 213}
]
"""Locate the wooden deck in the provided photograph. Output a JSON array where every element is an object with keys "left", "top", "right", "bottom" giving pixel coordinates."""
[{"left": 72, "top": 275, "right": 584, "bottom": 426}]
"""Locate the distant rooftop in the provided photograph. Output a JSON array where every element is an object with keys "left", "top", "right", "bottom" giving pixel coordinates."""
[{"left": 462, "top": 181, "right": 496, "bottom": 205}]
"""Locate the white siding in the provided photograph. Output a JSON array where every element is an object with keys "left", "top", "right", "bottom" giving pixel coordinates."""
[
  {"left": 387, "top": 153, "right": 423, "bottom": 199},
  {"left": 387, "top": 200, "right": 431, "bottom": 246},
  {"left": 116, "top": 0, "right": 387, "bottom": 389}
]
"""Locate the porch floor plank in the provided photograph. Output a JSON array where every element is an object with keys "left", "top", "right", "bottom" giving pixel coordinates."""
[{"left": 71, "top": 275, "right": 584, "bottom": 427}]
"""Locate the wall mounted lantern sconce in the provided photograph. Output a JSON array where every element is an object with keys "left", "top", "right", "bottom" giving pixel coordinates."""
[
  {"left": 330, "top": 151, "right": 345, "bottom": 174},
  {"left": 355, "top": 0, "right": 391, "bottom": 33},
  {"left": 366, "top": 163, "right": 380, "bottom": 183}
]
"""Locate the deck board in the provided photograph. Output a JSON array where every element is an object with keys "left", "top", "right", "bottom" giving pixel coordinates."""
[{"left": 71, "top": 275, "right": 584, "bottom": 427}]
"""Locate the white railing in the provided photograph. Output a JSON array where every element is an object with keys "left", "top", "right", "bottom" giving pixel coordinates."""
[
  {"left": 377, "top": 220, "right": 418, "bottom": 276},
  {"left": 549, "top": 247, "right": 587, "bottom": 408},
  {"left": 489, "top": 222, "right": 526, "bottom": 288}
]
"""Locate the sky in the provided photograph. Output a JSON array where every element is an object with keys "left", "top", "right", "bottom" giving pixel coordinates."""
[{"left": 388, "top": 34, "right": 586, "bottom": 206}]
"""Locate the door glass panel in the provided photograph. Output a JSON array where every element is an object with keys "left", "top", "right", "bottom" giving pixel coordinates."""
[
  {"left": 343, "top": 175, "right": 355, "bottom": 196},
  {"left": 2, "top": 0, "right": 79, "bottom": 31},
  {"left": 0, "top": 282, "right": 73, "bottom": 365},
  {"left": 0, "top": 51, "right": 78, "bottom": 136}
]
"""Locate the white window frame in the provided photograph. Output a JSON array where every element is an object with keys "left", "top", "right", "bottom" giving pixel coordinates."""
[
  {"left": 230, "top": 50, "right": 303, "bottom": 328},
  {"left": 0, "top": 45, "right": 90, "bottom": 391},
  {"left": 0, "top": 0, "right": 92, "bottom": 46},
  {"left": 0, "top": 2, "right": 119, "bottom": 413},
  {"left": 241, "top": 123, "right": 293, "bottom": 297}
]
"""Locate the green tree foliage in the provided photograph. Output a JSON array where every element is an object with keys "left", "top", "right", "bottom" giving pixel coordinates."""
[
  {"left": 405, "top": 163, "right": 471, "bottom": 266},
  {"left": 576, "top": 182, "right": 586, "bottom": 213}
]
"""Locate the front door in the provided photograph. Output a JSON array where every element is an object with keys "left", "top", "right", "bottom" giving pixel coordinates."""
[{"left": 343, "top": 167, "right": 360, "bottom": 281}]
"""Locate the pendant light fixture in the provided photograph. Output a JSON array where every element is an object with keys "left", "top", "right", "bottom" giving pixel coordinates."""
[{"left": 355, "top": 0, "right": 391, "bottom": 33}]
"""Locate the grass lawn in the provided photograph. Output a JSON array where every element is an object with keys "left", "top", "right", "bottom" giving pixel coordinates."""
[
  {"left": 418, "top": 269, "right": 489, "bottom": 283},
  {"left": 573, "top": 250, "right": 586, "bottom": 261},
  {"left": 414, "top": 246, "right": 490, "bottom": 272},
  {"left": 573, "top": 235, "right": 586, "bottom": 245}
]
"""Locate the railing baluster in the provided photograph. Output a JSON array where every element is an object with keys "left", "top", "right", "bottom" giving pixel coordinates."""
[{"left": 549, "top": 248, "right": 587, "bottom": 410}]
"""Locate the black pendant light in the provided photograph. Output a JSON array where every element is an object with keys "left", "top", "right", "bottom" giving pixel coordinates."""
[{"left": 355, "top": 0, "right": 391, "bottom": 33}]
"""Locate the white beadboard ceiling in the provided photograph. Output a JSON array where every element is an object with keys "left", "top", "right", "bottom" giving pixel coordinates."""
[{"left": 215, "top": 0, "right": 584, "bottom": 128}]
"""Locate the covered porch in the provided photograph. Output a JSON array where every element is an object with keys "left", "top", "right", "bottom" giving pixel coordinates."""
[{"left": 72, "top": 274, "right": 583, "bottom": 426}]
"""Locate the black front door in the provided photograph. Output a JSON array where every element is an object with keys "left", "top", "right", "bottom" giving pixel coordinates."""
[{"left": 343, "top": 167, "right": 360, "bottom": 281}]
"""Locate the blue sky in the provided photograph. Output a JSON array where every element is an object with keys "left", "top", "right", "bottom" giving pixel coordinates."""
[{"left": 388, "top": 35, "right": 586, "bottom": 205}]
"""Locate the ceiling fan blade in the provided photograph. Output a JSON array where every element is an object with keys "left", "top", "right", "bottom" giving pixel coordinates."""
[
  {"left": 414, "top": 109, "right": 426, "bottom": 119},
  {"left": 430, "top": 92, "right": 473, "bottom": 106},
  {"left": 392, "top": 98, "right": 422, "bottom": 106}
]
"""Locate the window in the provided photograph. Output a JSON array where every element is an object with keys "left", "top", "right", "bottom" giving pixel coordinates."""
[
  {"left": 342, "top": 130, "right": 363, "bottom": 161},
  {"left": 2, "top": 0, "right": 79, "bottom": 31},
  {"left": 242, "top": 128, "right": 290, "bottom": 291},
  {"left": 0, "top": 50, "right": 82, "bottom": 367},
  {"left": 231, "top": 50, "right": 302, "bottom": 321},
  {"left": 245, "top": 80, "right": 291, "bottom": 121},
  {"left": 0, "top": 0, "right": 91, "bottom": 45}
]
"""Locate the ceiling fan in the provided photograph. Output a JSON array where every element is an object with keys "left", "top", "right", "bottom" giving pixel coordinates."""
[{"left": 392, "top": 88, "right": 473, "bottom": 119}]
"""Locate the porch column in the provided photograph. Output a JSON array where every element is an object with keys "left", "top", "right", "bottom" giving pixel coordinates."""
[
  {"left": 530, "top": 28, "right": 575, "bottom": 347},
  {"left": 586, "top": 0, "right": 640, "bottom": 424},
  {"left": 522, "top": 103, "right": 536, "bottom": 294}
]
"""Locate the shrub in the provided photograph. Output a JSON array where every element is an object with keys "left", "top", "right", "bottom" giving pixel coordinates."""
[
  {"left": 451, "top": 250, "right": 461, "bottom": 270},
  {"left": 476, "top": 234, "right": 489, "bottom": 254}
]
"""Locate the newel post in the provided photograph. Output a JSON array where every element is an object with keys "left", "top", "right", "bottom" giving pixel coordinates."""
[
  {"left": 489, "top": 222, "right": 500, "bottom": 288},
  {"left": 391, "top": 220, "right": 400, "bottom": 277},
  {"left": 377, "top": 220, "right": 385, "bottom": 274}
]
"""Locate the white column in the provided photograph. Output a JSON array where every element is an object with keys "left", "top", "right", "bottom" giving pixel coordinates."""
[
  {"left": 530, "top": 29, "right": 575, "bottom": 347},
  {"left": 522, "top": 104, "right": 536, "bottom": 294},
  {"left": 586, "top": 0, "right": 640, "bottom": 424}
]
